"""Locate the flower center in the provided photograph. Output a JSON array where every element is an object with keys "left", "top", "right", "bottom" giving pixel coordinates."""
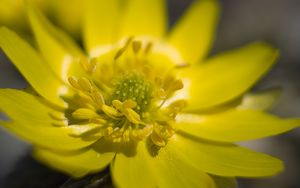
[
  {"left": 65, "top": 37, "right": 186, "bottom": 147},
  {"left": 111, "top": 73, "right": 152, "bottom": 113}
]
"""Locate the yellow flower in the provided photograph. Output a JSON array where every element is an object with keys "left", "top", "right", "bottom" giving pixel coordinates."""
[{"left": 0, "top": 0, "right": 299, "bottom": 187}]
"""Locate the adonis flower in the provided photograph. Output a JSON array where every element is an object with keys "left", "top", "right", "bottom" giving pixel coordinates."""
[{"left": 0, "top": 0, "right": 299, "bottom": 187}]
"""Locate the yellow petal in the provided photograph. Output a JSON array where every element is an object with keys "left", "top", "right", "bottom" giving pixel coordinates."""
[
  {"left": 0, "top": 27, "right": 66, "bottom": 106},
  {"left": 83, "top": 0, "right": 120, "bottom": 54},
  {"left": 119, "top": 0, "right": 167, "bottom": 38},
  {"left": 0, "top": 0, "right": 27, "bottom": 32},
  {"left": 0, "top": 89, "right": 99, "bottom": 150},
  {"left": 66, "top": 124, "right": 102, "bottom": 136},
  {"left": 26, "top": 3, "right": 85, "bottom": 82},
  {"left": 1, "top": 122, "right": 98, "bottom": 151},
  {"left": 166, "top": 134, "right": 283, "bottom": 177},
  {"left": 112, "top": 141, "right": 216, "bottom": 188},
  {"left": 238, "top": 88, "right": 281, "bottom": 110},
  {"left": 45, "top": 0, "right": 84, "bottom": 39},
  {"left": 177, "top": 110, "right": 300, "bottom": 142},
  {"left": 0, "top": 89, "right": 63, "bottom": 125},
  {"left": 211, "top": 176, "right": 237, "bottom": 188},
  {"left": 33, "top": 146, "right": 114, "bottom": 177},
  {"left": 180, "top": 42, "right": 279, "bottom": 111},
  {"left": 112, "top": 143, "right": 157, "bottom": 188},
  {"left": 168, "top": 0, "right": 220, "bottom": 64}
]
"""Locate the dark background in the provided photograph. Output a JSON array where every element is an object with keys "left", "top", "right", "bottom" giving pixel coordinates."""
[{"left": 0, "top": 0, "right": 300, "bottom": 187}]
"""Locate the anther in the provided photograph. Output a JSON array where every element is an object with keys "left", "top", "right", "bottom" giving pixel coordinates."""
[
  {"left": 151, "top": 131, "right": 166, "bottom": 147},
  {"left": 114, "top": 48, "right": 125, "bottom": 60},
  {"left": 78, "top": 77, "right": 93, "bottom": 92},
  {"left": 91, "top": 91, "right": 105, "bottom": 107},
  {"left": 88, "top": 58, "right": 98, "bottom": 73},
  {"left": 72, "top": 108, "right": 99, "bottom": 120},
  {"left": 132, "top": 40, "right": 142, "bottom": 54},
  {"left": 102, "top": 105, "right": 122, "bottom": 118},
  {"left": 77, "top": 92, "right": 93, "bottom": 103},
  {"left": 68, "top": 76, "right": 81, "bottom": 89},
  {"left": 124, "top": 108, "right": 141, "bottom": 124},
  {"left": 79, "top": 58, "right": 90, "bottom": 72},
  {"left": 114, "top": 36, "right": 134, "bottom": 60},
  {"left": 90, "top": 118, "right": 107, "bottom": 124},
  {"left": 145, "top": 42, "right": 153, "bottom": 54}
]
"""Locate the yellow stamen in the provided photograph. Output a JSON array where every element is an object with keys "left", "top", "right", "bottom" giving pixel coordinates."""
[
  {"left": 77, "top": 77, "right": 93, "bottom": 92},
  {"left": 132, "top": 40, "right": 142, "bottom": 54},
  {"left": 72, "top": 108, "right": 99, "bottom": 120}
]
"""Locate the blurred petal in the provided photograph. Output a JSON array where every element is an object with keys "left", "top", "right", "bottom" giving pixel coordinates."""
[
  {"left": 112, "top": 141, "right": 216, "bottom": 188},
  {"left": 177, "top": 110, "right": 300, "bottom": 142},
  {"left": 180, "top": 42, "right": 279, "bottom": 111},
  {"left": 238, "top": 88, "right": 281, "bottom": 110},
  {"left": 120, "top": 0, "right": 167, "bottom": 38},
  {"left": 33, "top": 145, "right": 114, "bottom": 177},
  {"left": 168, "top": 0, "right": 220, "bottom": 64},
  {"left": 27, "top": 3, "right": 85, "bottom": 82},
  {"left": 0, "top": 0, "right": 27, "bottom": 32},
  {"left": 83, "top": 0, "right": 120, "bottom": 54},
  {"left": 0, "top": 27, "right": 66, "bottom": 106},
  {"left": 166, "top": 134, "right": 283, "bottom": 177},
  {"left": 211, "top": 176, "right": 237, "bottom": 188},
  {"left": 45, "top": 0, "right": 84, "bottom": 39},
  {"left": 0, "top": 89, "right": 63, "bottom": 125}
]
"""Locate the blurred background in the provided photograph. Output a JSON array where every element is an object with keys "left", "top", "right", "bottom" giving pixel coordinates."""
[{"left": 0, "top": 0, "right": 300, "bottom": 187}]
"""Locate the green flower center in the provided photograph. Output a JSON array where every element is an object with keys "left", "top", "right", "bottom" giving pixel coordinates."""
[
  {"left": 65, "top": 37, "right": 186, "bottom": 147},
  {"left": 111, "top": 73, "right": 152, "bottom": 113}
]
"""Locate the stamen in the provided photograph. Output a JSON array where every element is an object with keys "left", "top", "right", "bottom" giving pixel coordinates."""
[
  {"left": 145, "top": 42, "right": 153, "bottom": 54},
  {"left": 68, "top": 76, "right": 81, "bottom": 89},
  {"left": 88, "top": 58, "right": 98, "bottom": 73},
  {"left": 132, "top": 40, "right": 142, "bottom": 54},
  {"left": 79, "top": 58, "right": 90, "bottom": 72},
  {"left": 91, "top": 91, "right": 105, "bottom": 107},
  {"left": 72, "top": 108, "right": 99, "bottom": 120},
  {"left": 151, "top": 131, "right": 166, "bottom": 147},
  {"left": 90, "top": 118, "right": 107, "bottom": 124},
  {"left": 77, "top": 92, "right": 93, "bottom": 103},
  {"left": 102, "top": 105, "right": 122, "bottom": 118},
  {"left": 77, "top": 77, "right": 93, "bottom": 92},
  {"left": 114, "top": 36, "right": 134, "bottom": 60},
  {"left": 114, "top": 48, "right": 125, "bottom": 60},
  {"left": 64, "top": 38, "right": 186, "bottom": 146}
]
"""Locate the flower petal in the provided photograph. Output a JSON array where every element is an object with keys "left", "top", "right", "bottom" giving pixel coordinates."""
[
  {"left": 168, "top": 0, "right": 220, "bottom": 64},
  {"left": 211, "top": 176, "right": 237, "bottom": 188},
  {"left": 0, "top": 110, "right": 99, "bottom": 151},
  {"left": 177, "top": 110, "right": 300, "bottom": 142},
  {"left": 112, "top": 141, "right": 216, "bottom": 188},
  {"left": 0, "top": 27, "right": 66, "bottom": 106},
  {"left": 1, "top": 121, "right": 99, "bottom": 151},
  {"left": 180, "top": 42, "right": 279, "bottom": 111},
  {"left": 33, "top": 146, "right": 114, "bottom": 177},
  {"left": 0, "top": 89, "right": 63, "bottom": 125},
  {"left": 111, "top": 143, "right": 156, "bottom": 188},
  {"left": 166, "top": 134, "right": 283, "bottom": 177},
  {"left": 119, "top": 0, "right": 167, "bottom": 38},
  {"left": 237, "top": 88, "right": 281, "bottom": 110},
  {"left": 27, "top": 3, "right": 85, "bottom": 82},
  {"left": 45, "top": 0, "right": 84, "bottom": 39},
  {"left": 83, "top": 0, "right": 120, "bottom": 54}
]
